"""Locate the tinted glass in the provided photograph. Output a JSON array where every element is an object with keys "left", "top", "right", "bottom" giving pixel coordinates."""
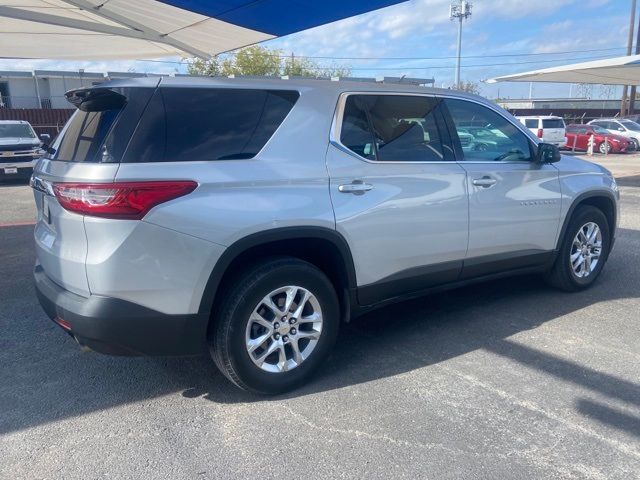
[
  {"left": 0, "top": 123, "right": 35, "bottom": 138},
  {"left": 620, "top": 120, "right": 640, "bottom": 131},
  {"left": 445, "top": 99, "right": 532, "bottom": 162},
  {"left": 340, "top": 96, "right": 376, "bottom": 160},
  {"left": 54, "top": 109, "right": 120, "bottom": 162},
  {"left": 341, "top": 95, "right": 450, "bottom": 162},
  {"left": 565, "top": 126, "right": 577, "bottom": 133},
  {"left": 542, "top": 118, "right": 564, "bottom": 128},
  {"left": 524, "top": 119, "right": 538, "bottom": 128},
  {"left": 125, "top": 88, "right": 299, "bottom": 163}
]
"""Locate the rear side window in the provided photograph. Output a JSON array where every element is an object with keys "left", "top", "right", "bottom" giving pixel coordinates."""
[
  {"left": 340, "top": 94, "right": 452, "bottom": 162},
  {"left": 524, "top": 119, "right": 538, "bottom": 128},
  {"left": 542, "top": 118, "right": 565, "bottom": 128},
  {"left": 125, "top": 88, "right": 299, "bottom": 162}
]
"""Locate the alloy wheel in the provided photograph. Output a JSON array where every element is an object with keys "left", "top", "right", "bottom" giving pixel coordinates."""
[
  {"left": 245, "top": 286, "right": 323, "bottom": 373},
  {"left": 569, "top": 222, "right": 603, "bottom": 278}
]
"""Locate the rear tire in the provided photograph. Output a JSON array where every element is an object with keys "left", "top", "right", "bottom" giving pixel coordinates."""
[
  {"left": 545, "top": 206, "right": 610, "bottom": 292},
  {"left": 210, "top": 257, "right": 340, "bottom": 394}
]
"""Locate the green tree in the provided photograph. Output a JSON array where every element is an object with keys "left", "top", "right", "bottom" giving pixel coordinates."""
[
  {"left": 187, "top": 45, "right": 351, "bottom": 78},
  {"left": 454, "top": 81, "right": 481, "bottom": 95}
]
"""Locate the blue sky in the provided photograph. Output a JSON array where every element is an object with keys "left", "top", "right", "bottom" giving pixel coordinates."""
[{"left": 0, "top": 0, "right": 633, "bottom": 100}]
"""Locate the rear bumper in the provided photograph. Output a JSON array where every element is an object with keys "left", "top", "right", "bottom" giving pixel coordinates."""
[{"left": 34, "top": 264, "right": 208, "bottom": 356}]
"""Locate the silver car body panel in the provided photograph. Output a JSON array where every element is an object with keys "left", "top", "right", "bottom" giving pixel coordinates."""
[{"left": 31, "top": 76, "right": 618, "bottom": 318}]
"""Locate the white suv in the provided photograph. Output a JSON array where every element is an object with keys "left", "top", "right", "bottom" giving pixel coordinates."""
[
  {"left": 31, "top": 77, "right": 619, "bottom": 393},
  {"left": 517, "top": 116, "right": 566, "bottom": 147},
  {"left": 588, "top": 118, "right": 640, "bottom": 150}
]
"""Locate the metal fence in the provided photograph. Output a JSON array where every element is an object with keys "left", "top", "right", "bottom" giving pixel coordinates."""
[{"left": 0, "top": 108, "right": 74, "bottom": 138}]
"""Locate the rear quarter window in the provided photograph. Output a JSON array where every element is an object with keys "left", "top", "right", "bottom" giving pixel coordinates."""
[
  {"left": 524, "top": 119, "right": 538, "bottom": 128},
  {"left": 124, "top": 88, "right": 299, "bottom": 162}
]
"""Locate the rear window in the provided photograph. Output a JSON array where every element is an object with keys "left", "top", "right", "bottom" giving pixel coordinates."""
[
  {"left": 52, "top": 87, "right": 154, "bottom": 163},
  {"left": 542, "top": 118, "right": 565, "bottom": 129},
  {"left": 124, "top": 88, "right": 299, "bottom": 163},
  {"left": 54, "top": 110, "right": 120, "bottom": 162},
  {"left": 524, "top": 119, "right": 538, "bottom": 128}
]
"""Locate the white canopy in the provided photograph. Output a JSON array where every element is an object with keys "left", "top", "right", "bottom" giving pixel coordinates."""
[
  {"left": 0, "top": 0, "right": 406, "bottom": 60},
  {"left": 487, "top": 55, "right": 640, "bottom": 86}
]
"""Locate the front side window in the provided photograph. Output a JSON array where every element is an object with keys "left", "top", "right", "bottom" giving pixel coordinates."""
[
  {"left": 445, "top": 99, "right": 533, "bottom": 162},
  {"left": 340, "top": 94, "right": 450, "bottom": 162}
]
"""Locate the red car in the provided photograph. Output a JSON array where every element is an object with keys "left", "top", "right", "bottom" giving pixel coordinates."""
[{"left": 564, "top": 124, "right": 632, "bottom": 154}]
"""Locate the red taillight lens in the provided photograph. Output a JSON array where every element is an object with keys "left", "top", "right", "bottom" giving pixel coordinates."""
[
  {"left": 53, "top": 181, "right": 197, "bottom": 220},
  {"left": 537, "top": 128, "right": 544, "bottom": 138}
]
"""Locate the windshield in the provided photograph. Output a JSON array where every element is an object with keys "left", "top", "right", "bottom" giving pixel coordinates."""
[
  {"left": 620, "top": 120, "right": 640, "bottom": 131},
  {"left": 0, "top": 123, "right": 36, "bottom": 139},
  {"left": 592, "top": 126, "right": 610, "bottom": 135}
]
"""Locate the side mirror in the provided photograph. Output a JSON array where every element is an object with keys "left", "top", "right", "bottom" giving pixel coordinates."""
[
  {"left": 39, "top": 133, "right": 51, "bottom": 144},
  {"left": 536, "top": 142, "right": 560, "bottom": 164},
  {"left": 618, "top": 127, "right": 625, "bottom": 132}
]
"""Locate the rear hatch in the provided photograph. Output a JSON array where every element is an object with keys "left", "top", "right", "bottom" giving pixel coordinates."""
[
  {"left": 541, "top": 118, "right": 566, "bottom": 144},
  {"left": 31, "top": 81, "right": 157, "bottom": 296}
]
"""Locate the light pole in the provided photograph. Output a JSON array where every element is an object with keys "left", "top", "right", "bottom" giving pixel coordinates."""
[{"left": 450, "top": 1, "right": 473, "bottom": 89}]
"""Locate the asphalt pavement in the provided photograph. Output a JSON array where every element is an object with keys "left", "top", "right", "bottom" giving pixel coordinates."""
[{"left": 1, "top": 155, "right": 639, "bottom": 479}]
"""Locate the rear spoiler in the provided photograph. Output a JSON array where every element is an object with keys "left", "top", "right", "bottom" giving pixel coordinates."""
[{"left": 65, "top": 88, "right": 127, "bottom": 112}]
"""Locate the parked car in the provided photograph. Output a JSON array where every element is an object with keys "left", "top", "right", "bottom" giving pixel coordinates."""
[
  {"left": 588, "top": 118, "right": 640, "bottom": 150},
  {"left": 564, "top": 124, "right": 632, "bottom": 154},
  {"left": 622, "top": 114, "right": 640, "bottom": 124},
  {"left": 516, "top": 115, "right": 566, "bottom": 147},
  {"left": 32, "top": 78, "right": 619, "bottom": 394},
  {"left": 0, "top": 120, "right": 47, "bottom": 181}
]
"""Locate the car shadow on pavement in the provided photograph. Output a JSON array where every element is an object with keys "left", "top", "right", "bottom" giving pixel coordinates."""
[
  {"left": 2, "top": 225, "right": 639, "bottom": 438},
  {"left": 616, "top": 175, "right": 640, "bottom": 188}
]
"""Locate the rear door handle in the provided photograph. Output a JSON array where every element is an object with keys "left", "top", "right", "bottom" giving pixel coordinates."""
[
  {"left": 472, "top": 176, "right": 497, "bottom": 188},
  {"left": 338, "top": 181, "right": 373, "bottom": 195}
]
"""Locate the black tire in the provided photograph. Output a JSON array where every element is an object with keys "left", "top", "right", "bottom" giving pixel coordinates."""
[
  {"left": 210, "top": 256, "right": 340, "bottom": 394},
  {"left": 598, "top": 141, "right": 612, "bottom": 154},
  {"left": 545, "top": 205, "right": 610, "bottom": 292}
]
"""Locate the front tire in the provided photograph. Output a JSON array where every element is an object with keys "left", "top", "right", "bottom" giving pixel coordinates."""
[
  {"left": 545, "top": 206, "right": 610, "bottom": 292},
  {"left": 210, "top": 257, "right": 340, "bottom": 394},
  {"left": 598, "top": 141, "right": 612, "bottom": 154}
]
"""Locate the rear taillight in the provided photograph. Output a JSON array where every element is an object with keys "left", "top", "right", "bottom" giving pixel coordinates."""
[
  {"left": 53, "top": 181, "right": 197, "bottom": 219},
  {"left": 537, "top": 128, "right": 544, "bottom": 138}
]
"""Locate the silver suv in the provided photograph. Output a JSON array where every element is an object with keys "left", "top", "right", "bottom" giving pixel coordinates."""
[{"left": 31, "top": 77, "right": 619, "bottom": 394}]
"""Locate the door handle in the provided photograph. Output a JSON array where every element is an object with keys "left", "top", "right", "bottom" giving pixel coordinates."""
[
  {"left": 338, "top": 181, "right": 373, "bottom": 195},
  {"left": 472, "top": 176, "right": 497, "bottom": 188}
]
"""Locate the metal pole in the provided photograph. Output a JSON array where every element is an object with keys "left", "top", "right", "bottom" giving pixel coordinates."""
[
  {"left": 32, "top": 72, "right": 41, "bottom": 109},
  {"left": 455, "top": 15, "right": 462, "bottom": 88},
  {"left": 629, "top": 7, "right": 640, "bottom": 114},
  {"left": 621, "top": 0, "right": 637, "bottom": 116}
]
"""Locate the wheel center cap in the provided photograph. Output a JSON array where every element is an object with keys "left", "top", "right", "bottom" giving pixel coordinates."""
[{"left": 277, "top": 323, "right": 290, "bottom": 335}]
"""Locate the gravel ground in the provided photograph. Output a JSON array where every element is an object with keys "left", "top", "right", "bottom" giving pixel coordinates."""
[{"left": 1, "top": 154, "right": 639, "bottom": 479}]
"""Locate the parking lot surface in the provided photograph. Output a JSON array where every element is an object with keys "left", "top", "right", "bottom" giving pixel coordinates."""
[{"left": 1, "top": 154, "right": 639, "bottom": 479}]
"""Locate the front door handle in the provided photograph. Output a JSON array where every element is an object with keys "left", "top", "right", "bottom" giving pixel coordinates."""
[
  {"left": 472, "top": 176, "right": 498, "bottom": 188},
  {"left": 338, "top": 181, "right": 373, "bottom": 195}
]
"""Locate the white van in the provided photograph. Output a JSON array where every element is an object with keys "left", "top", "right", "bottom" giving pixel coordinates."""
[{"left": 516, "top": 116, "right": 566, "bottom": 147}]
